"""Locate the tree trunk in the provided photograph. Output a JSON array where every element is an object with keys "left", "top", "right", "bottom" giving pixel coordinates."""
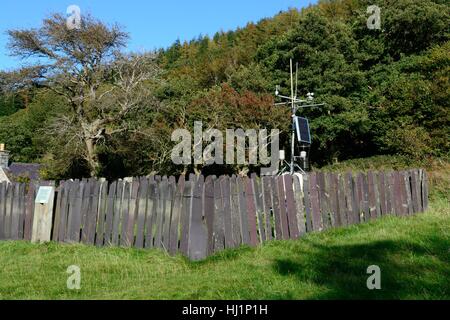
[{"left": 85, "top": 137, "right": 100, "bottom": 177}]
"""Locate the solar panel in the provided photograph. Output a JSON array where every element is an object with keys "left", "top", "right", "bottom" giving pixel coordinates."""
[{"left": 294, "top": 116, "right": 311, "bottom": 144}]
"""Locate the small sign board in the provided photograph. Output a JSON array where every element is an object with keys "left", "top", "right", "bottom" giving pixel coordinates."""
[{"left": 35, "top": 186, "right": 54, "bottom": 204}]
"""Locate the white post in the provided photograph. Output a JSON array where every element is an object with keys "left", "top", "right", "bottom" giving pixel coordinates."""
[{"left": 31, "top": 186, "right": 55, "bottom": 243}]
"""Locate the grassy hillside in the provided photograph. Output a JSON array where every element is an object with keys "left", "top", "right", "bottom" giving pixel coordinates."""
[{"left": 0, "top": 196, "right": 448, "bottom": 300}]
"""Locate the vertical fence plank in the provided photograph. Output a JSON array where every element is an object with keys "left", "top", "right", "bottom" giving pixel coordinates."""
[
  {"left": 400, "top": 171, "right": 409, "bottom": 216},
  {"left": 17, "top": 184, "right": 26, "bottom": 239},
  {"left": 87, "top": 180, "right": 100, "bottom": 245},
  {"left": 104, "top": 181, "right": 116, "bottom": 246},
  {"left": 4, "top": 183, "right": 13, "bottom": 239},
  {"left": 230, "top": 176, "right": 242, "bottom": 247},
  {"left": 421, "top": 170, "right": 429, "bottom": 211},
  {"left": 111, "top": 180, "right": 123, "bottom": 246},
  {"left": 162, "top": 177, "right": 174, "bottom": 251},
  {"left": 343, "top": 173, "right": 355, "bottom": 225},
  {"left": 24, "top": 182, "right": 37, "bottom": 241},
  {"left": 326, "top": 173, "right": 337, "bottom": 227},
  {"left": 302, "top": 174, "right": 313, "bottom": 232},
  {"left": 80, "top": 180, "right": 91, "bottom": 244},
  {"left": 367, "top": 172, "right": 377, "bottom": 220},
  {"left": 261, "top": 177, "right": 273, "bottom": 241},
  {"left": 373, "top": 173, "right": 381, "bottom": 219},
  {"left": 212, "top": 176, "right": 225, "bottom": 252},
  {"left": 394, "top": 171, "right": 403, "bottom": 216},
  {"left": 221, "top": 176, "right": 234, "bottom": 248},
  {"left": 10, "top": 183, "right": 20, "bottom": 240},
  {"left": 96, "top": 180, "right": 108, "bottom": 247},
  {"left": 351, "top": 175, "right": 361, "bottom": 224},
  {"left": 0, "top": 183, "right": 6, "bottom": 240},
  {"left": 237, "top": 177, "right": 251, "bottom": 244},
  {"left": 153, "top": 178, "right": 166, "bottom": 249},
  {"left": 188, "top": 175, "right": 207, "bottom": 261},
  {"left": 118, "top": 181, "right": 129, "bottom": 246},
  {"left": 388, "top": 172, "right": 396, "bottom": 216},
  {"left": 309, "top": 173, "right": 322, "bottom": 231},
  {"left": 270, "top": 177, "right": 282, "bottom": 238},
  {"left": 327, "top": 173, "right": 340, "bottom": 227},
  {"left": 180, "top": 176, "right": 194, "bottom": 256},
  {"left": 203, "top": 176, "right": 214, "bottom": 256},
  {"left": 337, "top": 174, "right": 348, "bottom": 227},
  {"left": 276, "top": 176, "right": 290, "bottom": 239},
  {"left": 410, "top": 170, "right": 420, "bottom": 214},
  {"left": 135, "top": 177, "right": 148, "bottom": 249},
  {"left": 293, "top": 174, "right": 306, "bottom": 235},
  {"left": 355, "top": 173, "right": 364, "bottom": 223},
  {"left": 169, "top": 175, "right": 185, "bottom": 255},
  {"left": 67, "top": 180, "right": 82, "bottom": 243},
  {"left": 378, "top": 172, "right": 387, "bottom": 216},
  {"left": 283, "top": 175, "right": 300, "bottom": 239},
  {"left": 403, "top": 171, "right": 413, "bottom": 215},
  {"left": 245, "top": 176, "right": 259, "bottom": 246},
  {"left": 252, "top": 174, "right": 265, "bottom": 243},
  {"left": 52, "top": 183, "right": 63, "bottom": 241},
  {"left": 144, "top": 179, "right": 157, "bottom": 249},
  {"left": 57, "top": 181, "right": 70, "bottom": 242},
  {"left": 384, "top": 172, "right": 392, "bottom": 215},
  {"left": 317, "top": 173, "right": 331, "bottom": 229}
]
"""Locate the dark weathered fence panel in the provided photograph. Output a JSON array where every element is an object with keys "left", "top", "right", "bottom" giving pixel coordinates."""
[{"left": 0, "top": 169, "right": 430, "bottom": 260}]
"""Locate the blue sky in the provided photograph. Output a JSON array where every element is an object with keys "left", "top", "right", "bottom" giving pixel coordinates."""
[{"left": 0, "top": 0, "right": 315, "bottom": 70}]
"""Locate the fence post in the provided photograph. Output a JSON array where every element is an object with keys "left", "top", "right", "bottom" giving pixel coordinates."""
[{"left": 31, "top": 183, "right": 55, "bottom": 243}]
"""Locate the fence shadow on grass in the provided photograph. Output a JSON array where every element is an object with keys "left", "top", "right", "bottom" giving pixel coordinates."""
[{"left": 272, "top": 235, "right": 450, "bottom": 300}]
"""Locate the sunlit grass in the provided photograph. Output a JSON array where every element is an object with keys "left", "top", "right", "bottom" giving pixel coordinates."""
[{"left": 0, "top": 196, "right": 448, "bottom": 300}]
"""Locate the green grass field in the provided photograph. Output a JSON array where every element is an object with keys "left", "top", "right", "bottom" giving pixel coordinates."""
[{"left": 0, "top": 196, "right": 448, "bottom": 300}]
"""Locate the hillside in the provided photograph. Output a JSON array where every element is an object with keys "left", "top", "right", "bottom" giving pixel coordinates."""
[{"left": 0, "top": 0, "right": 448, "bottom": 179}]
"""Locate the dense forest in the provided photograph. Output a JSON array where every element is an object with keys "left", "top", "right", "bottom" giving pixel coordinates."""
[{"left": 0, "top": 0, "right": 448, "bottom": 180}]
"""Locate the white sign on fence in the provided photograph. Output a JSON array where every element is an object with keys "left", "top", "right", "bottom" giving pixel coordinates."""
[{"left": 35, "top": 186, "right": 53, "bottom": 204}]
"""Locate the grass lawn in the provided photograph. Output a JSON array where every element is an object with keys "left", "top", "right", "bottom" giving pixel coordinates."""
[{"left": 0, "top": 196, "right": 448, "bottom": 300}]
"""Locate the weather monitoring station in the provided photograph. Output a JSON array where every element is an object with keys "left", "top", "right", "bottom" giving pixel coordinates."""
[{"left": 275, "top": 59, "right": 325, "bottom": 175}]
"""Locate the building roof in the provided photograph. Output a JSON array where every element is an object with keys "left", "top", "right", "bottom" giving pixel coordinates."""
[{"left": 5, "top": 163, "right": 42, "bottom": 181}]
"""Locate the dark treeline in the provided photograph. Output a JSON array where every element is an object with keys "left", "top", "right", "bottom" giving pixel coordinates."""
[{"left": 0, "top": 0, "right": 448, "bottom": 180}]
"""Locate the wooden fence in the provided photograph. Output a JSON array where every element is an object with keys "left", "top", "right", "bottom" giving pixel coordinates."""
[{"left": 0, "top": 169, "right": 429, "bottom": 260}]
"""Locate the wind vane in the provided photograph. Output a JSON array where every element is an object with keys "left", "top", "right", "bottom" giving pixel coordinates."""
[{"left": 274, "top": 59, "right": 326, "bottom": 175}]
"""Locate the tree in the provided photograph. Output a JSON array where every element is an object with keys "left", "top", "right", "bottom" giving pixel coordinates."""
[{"left": 6, "top": 13, "right": 160, "bottom": 176}]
